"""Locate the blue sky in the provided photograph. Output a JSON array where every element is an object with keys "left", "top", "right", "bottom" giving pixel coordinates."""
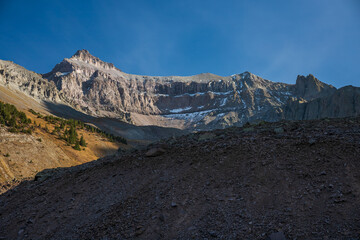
[{"left": 0, "top": 0, "right": 359, "bottom": 88}]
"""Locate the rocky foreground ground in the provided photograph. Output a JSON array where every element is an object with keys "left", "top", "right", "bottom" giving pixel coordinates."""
[{"left": 0, "top": 117, "right": 360, "bottom": 239}]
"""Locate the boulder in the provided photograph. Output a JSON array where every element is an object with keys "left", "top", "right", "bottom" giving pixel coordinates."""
[{"left": 145, "top": 148, "right": 166, "bottom": 157}]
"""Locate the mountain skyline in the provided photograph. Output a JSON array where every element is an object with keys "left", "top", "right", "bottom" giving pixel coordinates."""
[
  {"left": 2, "top": 49, "right": 359, "bottom": 141},
  {"left": 1, "top": 2, "right": 360, "bottom": 239},
  {"left": 1, "top": 0, "right": 359, "bottom": 88}
]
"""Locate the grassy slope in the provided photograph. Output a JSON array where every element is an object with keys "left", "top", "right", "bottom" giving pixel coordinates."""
[{"left": 0, "top": 87, "right": 130, "bottom": 191}]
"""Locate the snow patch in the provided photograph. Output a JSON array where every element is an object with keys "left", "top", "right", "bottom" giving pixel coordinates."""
[
  {"left": 174, "top": 92, "right": 206, "bottom": 97},
  {"left": 154, "top": 93, "right": 170, "bottom": 97},
  {"left": 220, "top": 97, "right": 228, "bottom": 107},
  {"left": 242, "top": 99, "right": 247, "bottom": 108},
  {"left": 169, "top": 106, "right": 192, "bottom": 113},
  {"left": 213, "top": 91, "right": 233, "bottom": 95},
  {"left": 164, "top": 109, "right": 214, "bottom": 121},
  {"left": 282, "top": 91, "right": 293, "bottom": 96},
  {"left": 174, "top": 91, "right": 232, "bottom": 98},
  {"left": 273, "top": 96, "right": 283, "bottom": 104}
]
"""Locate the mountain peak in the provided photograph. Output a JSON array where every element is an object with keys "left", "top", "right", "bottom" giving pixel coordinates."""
[
  {"left": 295, "top": 74, "right": 336, "bottom": 100},
  {"left": 71, "top": 49, "right": 100, "bottom": 62},
  {"left": 69, "top": 49, "right": 119, "bottom": 71},
  {"left": 72, "top": 49, "right": 92, "bottom": 58}
]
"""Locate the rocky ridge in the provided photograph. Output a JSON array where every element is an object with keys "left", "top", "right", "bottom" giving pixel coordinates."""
[
  {"left": 1, "top": 50, "right": 359, "bottom": 134},
  {"left": 0, "top": 60, "right": 62, "bottom": 103},
  {"left": 42, "top": 50, "right": 342, "bottom": 130},
  {"left": 284, "top": 85, "right": 360, "bottom": 120}
]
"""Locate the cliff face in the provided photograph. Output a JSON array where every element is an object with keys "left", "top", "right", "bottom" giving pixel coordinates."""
[
  {"left": 285, "top": 85, "right": 360, "bottom": 120},
  {"left": 41, "top": 50, "right": 340, "bottom": 130},
  {"left": 0, "top": 60, "right": 62, "bottom": 103},
  {"left": 295, "top": 74, "right": 336, "bottom": 100},
  {"left": 1, "top": 49, "right": 358, "bottom": 133}
]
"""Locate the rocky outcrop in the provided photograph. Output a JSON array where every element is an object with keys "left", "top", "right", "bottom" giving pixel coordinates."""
[
  {"left": 284, "top": 85, "right": 360, "bottom": 120},
  {"left": 0, "top": 60, "right": 62, "bottom": 103},
  {"left": 294, "top": 74, "right": 336, "bottom": 100}
]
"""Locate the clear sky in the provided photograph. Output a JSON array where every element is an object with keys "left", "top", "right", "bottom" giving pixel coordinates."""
[{"left": 0, "top": 0, "right": 359, "bottom": 88}]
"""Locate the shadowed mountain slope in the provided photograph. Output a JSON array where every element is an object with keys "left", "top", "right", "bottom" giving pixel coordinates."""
[{"left": 0, "top": 117, "right": 359, "bottom": 239}]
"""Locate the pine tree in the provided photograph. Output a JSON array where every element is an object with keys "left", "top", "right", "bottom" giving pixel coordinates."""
[
  {"left": 68, "top": 125, "right": 78, "bottom": 144},
  {"left": 73, "top": 141, "right": 81, "bottom": 151},
  {"left": 9, "top": 117, "right": 16, "bottom": 128},
  {"left": 79, "top": 135, "right": 87, "bottom": 147}
]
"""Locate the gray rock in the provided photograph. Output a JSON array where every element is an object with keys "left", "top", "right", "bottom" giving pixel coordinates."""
[
  {"left": 34, "top": 169, "right": 56, "bottom": 181},
  {"left": 308, "top": 138, "right": 316, "bottom": 145},
  {"left": 274, "top": 127, "right": 284, "bottom": 134},
  {"left": 198, "top": 133, "right": 216, "bottom": 141},
  {"left": 268, "top": 231, "right": 287, "bottom": 240},
  {"left": 145, "top": 148, "right": 166, "bottom": 157},
  {"left": 243, "top": 127, "right": 255, "bottom": 132}
]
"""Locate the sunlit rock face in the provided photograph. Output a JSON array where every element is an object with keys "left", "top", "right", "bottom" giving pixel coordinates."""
[
  {"left": 4, "top": 50, "right": 358, "bottom": 132},
  {"left": 0, "top": 60, "right": 62, "bottom": 103},
  {"left": 41, "top": 50, "right": 339, "bottom": 130}
]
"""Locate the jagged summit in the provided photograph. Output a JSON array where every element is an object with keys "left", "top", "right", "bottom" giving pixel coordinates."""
[
  {"left": 72, "top": 49, "right": 92, "bottom": 58},
  {"left": 68, "top": 49, "right": 118, "bottom": 71},
  {"left": 295, "top": 74, "right": 336, "bottom": 100},
  {"left": 71, "top": 49, "right": 103, "bottom": 64},
  {"left": 49, "top": 49, "right": 255, "bottom": 81}
]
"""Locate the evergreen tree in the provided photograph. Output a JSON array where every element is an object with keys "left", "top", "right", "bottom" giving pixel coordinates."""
[
  {"left": 73, "top": 141, "right": 81, "bottom": 151},
  {"left": 9, "top": 117, "right": 16, "bottom": 128},
  {"left": 60, "top": 121, "right": 66, "bottom": 130},
  {"left": 68, "top": 125, "right": 78, "bottom": 144},
  {"left": 79, "top": 135, "right": 87, "bottom": 147}
]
